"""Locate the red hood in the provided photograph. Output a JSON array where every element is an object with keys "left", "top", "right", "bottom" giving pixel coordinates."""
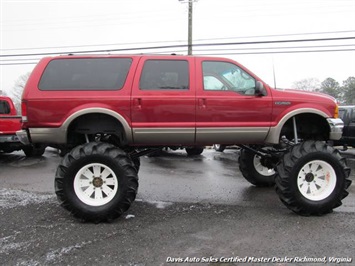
[{"left": 273, "top": 88, "right": 336, "bottom": 102}]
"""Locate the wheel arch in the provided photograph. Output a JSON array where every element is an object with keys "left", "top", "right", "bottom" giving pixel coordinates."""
[
  {"left": 63, "top": 108, "right": 132, "bottom": 144},
  {"left": 265, "top": 108, "right": 330, "bottom": 144}
]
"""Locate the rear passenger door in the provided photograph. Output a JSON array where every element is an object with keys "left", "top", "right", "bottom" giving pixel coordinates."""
[{"left": 131, "top": 57, "right": 196, "bottom": 144}]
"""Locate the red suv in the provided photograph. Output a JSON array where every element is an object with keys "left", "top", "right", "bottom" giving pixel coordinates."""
[{"left": 17, "top": 54, "right": 351, "bottom": 222}]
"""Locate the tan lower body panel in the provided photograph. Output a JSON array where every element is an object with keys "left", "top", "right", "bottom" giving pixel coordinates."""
[
  {"left": 132, "top": 127, "right": 269, "bottom": 145},
  {"left": 196, "top": 127, "right": 269, "bottom": 144}
]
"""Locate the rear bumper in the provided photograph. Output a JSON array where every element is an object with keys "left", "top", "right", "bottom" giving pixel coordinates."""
[
  {"left": 16, "top": 130, "right": 31, "bottom": 145},
  {"left": 0, "top": 134, "right": 20, "bottom": 143},
  {"left": 327, "top": 118, "right": 344, "bottom": 140}
]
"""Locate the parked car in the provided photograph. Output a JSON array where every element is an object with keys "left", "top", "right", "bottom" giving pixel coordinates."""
[
  {"left": 333, "top": 105, "right": 355, "bottom": 149},
  {"left": 0, "top": 96, "right": 45, "bottom": 156}
]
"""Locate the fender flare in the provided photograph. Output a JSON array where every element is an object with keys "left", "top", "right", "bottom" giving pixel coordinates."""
[
  {"left": 265, "top": 108, "right": 329, "bottom": 144},
  {"left": 62, "top": 108, "right": 132, "bottom": 143}
]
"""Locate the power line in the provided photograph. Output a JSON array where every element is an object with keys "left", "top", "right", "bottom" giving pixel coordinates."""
[
  {"left": 1, "top": 47, "right": 354, "bottom": 66},
  {"left": 157, "top": 43, "right": 355, "bottom": 54},
  {"left": 1, "top": 30, "right": 353, "bottom": 52},
  {"left": 1, "top": 36, "right": 354, "bottom": 58},
  {"left": 198, "top": 48, "right": 355, "bottom": 56},
  {"left": 2, "top": 43, "right": 354, "bottom": 63}
]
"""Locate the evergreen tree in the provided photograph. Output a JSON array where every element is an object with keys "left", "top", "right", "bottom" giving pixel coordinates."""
[
  {"left": 342, "top": 77, "right": 355, "bottom": 105},
  {"left": 320, "top": 78, "right": 340, "bottom": 100}
]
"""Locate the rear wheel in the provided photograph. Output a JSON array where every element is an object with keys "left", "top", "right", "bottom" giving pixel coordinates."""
[
  {"left": 239, "top": 147, "right": 276, "bottom": 187},
  {"left": 213, "top": 144, "right": 226, "bottom": 152},
  {"left": 276, "top": 140, "right": 351, "bottom": 216},
  {"left": 55, "top": 142, "right": 138, "bottom": 222},
  {"left": 185, "top": 146, "right": 204, "bottom": 156},
  {"left": 23, "top": 144, "right": 46, "bottom": 157}
]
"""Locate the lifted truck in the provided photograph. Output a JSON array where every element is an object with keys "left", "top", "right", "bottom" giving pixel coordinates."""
[
  {"left": 0, "top": 96, "right": 45, "bottom": 156},
  {"left": 17, "top": 54, "right": 351, "bottom": 222}
]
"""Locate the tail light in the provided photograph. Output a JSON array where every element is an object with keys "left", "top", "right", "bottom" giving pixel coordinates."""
[{"left": 21, "top": 100, "right": 28, "bottom": 123}]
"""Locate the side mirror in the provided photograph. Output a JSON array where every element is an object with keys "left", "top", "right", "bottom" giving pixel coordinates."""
[{"left": 255, "top": 81, "right": 267, "bottom": 96}]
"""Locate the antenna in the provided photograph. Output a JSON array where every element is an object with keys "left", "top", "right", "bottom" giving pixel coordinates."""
[{"left": 272, "top": 57, "right": 277, "bottom": 89}]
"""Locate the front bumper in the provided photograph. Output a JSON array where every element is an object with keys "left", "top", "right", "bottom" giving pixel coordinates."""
[
  {"left": 327, "top": 118, "right": 344, "bottom": 140},
  {"left": 16, "top": 130, "right": 31, "bottom": 145}
]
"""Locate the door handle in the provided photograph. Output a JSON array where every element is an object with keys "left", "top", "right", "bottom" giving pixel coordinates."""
[
  {"left": 134, "top": 98, "right": 142, "bottom": 110},
  {"left": 198, "top": 98, "right": 206, "bottom": 109}
]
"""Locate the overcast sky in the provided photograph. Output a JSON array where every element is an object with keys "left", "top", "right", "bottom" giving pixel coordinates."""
[{"left": 1, "top": 0, "right": 355, "bottom": 95}]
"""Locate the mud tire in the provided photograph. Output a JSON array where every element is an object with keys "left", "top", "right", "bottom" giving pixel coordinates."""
[
  {"left": 185, "top": 146, "right": 204, "bottom": 156},
  {"left": 23, "top": 144, "right": 46, "bottom": 157},
  {"left": 213, "top": 144, "right": 226, "bottom": 152},
  {"left": 55, "top": 142, "right": 138, "bottom": 222},
  {"left": 276, "top": 140, "right": 351, "bottom": 216},
  {"left": 239, "top": 148, "right": 276, "bottom": 187}
]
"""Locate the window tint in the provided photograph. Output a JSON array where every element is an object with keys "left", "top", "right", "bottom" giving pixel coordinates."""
[
  {"left": 39, "top": 58, "right": 132, "bottom": 91},
  {"left": 140, "top": 60, "right": 189, "bottom": 90},
  {"left": 202, "top": 61, "right": 256, "bottom": 95},
  {"left": 0, "top": 100, "right": 10, "bottom": 114}
]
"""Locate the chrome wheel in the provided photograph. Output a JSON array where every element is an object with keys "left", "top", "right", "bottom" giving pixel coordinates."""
[{"left": 74, "top": 163, "right": 118, "bottom": 206}]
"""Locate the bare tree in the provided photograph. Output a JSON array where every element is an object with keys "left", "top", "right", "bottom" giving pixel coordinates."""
[
  {"left": 9, "top": 72, "right": 31, "bottom": 113},
  {"left": 292, "top": 78, "right": 320, "bottom": 91},
  {"left": 0, "top": 89, "right": 8, "bottom": 96}
]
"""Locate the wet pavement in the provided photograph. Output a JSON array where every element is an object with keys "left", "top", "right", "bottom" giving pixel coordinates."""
[{"left": 0, "top": 147, "right": 355, "bottom": 265}]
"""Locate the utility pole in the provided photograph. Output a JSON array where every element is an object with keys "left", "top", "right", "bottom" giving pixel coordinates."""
[
  {"left": 179, "top": 0, "right": 195, "bottom": 55},
  {"left": 188, "top": 0, "right": 193, "bottom": 55}
]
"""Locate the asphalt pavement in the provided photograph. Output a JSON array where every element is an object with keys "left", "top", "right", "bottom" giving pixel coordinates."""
[{"left": 0, "top": 147, "right": 354, "bottom": 265}]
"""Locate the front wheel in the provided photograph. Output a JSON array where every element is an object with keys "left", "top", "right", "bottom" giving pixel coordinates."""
[
  {"left": 276, "top": 141, "right": 351, "bottom": 216},
  {"left": 185, "top": 146, "right": 204, "bottom": 156},
  {"left": 55, "top": 142, "right": 138, "bottom": 222}
]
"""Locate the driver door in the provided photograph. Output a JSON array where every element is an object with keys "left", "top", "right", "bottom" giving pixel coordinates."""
[{"left": 195, "top": 58, "right": 273, "bottom": 144}]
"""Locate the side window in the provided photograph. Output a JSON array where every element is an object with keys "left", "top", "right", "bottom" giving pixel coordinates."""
[
  {"left": 204, "top": 76, "right": 226, "bottom": 91},
  {"left": 0, "top": 100, "right": 11, "bottom": 114},
  {"left": 39, "top": 58, "right": 132, "bottom": 91},
  {"left": 202, "top": 61, "right": 256, "bottom": 95},
  {"left": 140, "top": 60, "right": 189, "bottom": 90}
]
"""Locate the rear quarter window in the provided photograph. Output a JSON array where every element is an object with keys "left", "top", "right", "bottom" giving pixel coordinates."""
[
  {"left": 38, "top": 58, "right": 132, "bottom": 91},
  {"left": 0, "top": 100, "right": 11, "bottom": 114}
]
